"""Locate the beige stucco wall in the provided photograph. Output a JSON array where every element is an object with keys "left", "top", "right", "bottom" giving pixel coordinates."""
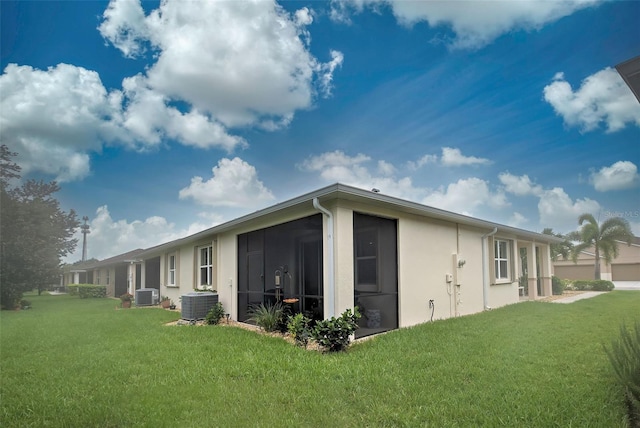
[{"left": 171, "top": 196, "right": 551, "bottom": 328}]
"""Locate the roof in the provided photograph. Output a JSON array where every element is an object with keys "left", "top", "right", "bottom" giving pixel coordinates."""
[
  {"left": 93, "top": 248, "right": 145, "bottom": 267},
  {"left": 616, "top": 55, "right": 640, "bottom": 104},
  {"left": 138, "top": 183, "right": 563, "bottom": 258}
]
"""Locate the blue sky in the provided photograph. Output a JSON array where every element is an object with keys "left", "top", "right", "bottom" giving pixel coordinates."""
[{"left": 1, "top": 0, "right": 639, "bottom": 262}]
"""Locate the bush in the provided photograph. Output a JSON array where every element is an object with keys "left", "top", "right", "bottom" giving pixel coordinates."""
[
  {"left": 312, "top": 308, "right": 361, "bottom": 353},
  {"left": 605, "top": 321, "right": 640, "bottom": 427},
  {"left": 20, "top": 299, "right": 31, "bottom": 309},
  {"left": 77, "top": 284, "right": 107, "bottom": 299},
  {"left": 248, "top": 302, "right": 283, "bottom": 332},
  {"left": 67, "top": 285, "right": 79, "bottom": 296},
  {"left": 287, "top": 313, "right": 312, "bottom": 348},
  {"left": 571, "top": 280, "right": 614, "bottom": 292},
  {"left": 205, "top": 302, "right": 225, "bottom": 325},
  {"left": 552, "top": 276, "right": 566, "bottom": 295}
]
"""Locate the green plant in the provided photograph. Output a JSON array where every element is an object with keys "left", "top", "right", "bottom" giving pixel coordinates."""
[
  {"left": 248, "top": 302, "right": 283, "bottom": 332},
  {"left": 78, "top": 284, "right": 107, "bottom": 299},
  {"left": 205, "top": 302, "right": 225, "bottom": 325},
  {"left": 552, "top": 276, "right": 566, "bottom": 295},
  {"left": 571, "top": 280, "right": 614, "bottom": 292},
  {"left": 119, "top": 293, "right": 133, "bottom": 302},
  {"left": 161, "top": 295, "right": 170, "bottom": 302},
  {"left": 605, "top": 321, "right": 640, "bottom": 427},
  {"left": 67, "top": 285, "right": 79, "bottom": 296},
  {"left": 312, "top": 308, "right": 361, "bottom": 352},
  {"left": 287, "top": 313, "right": 312, "bottom": 348},
  {"left": 20, "top": 299, "right": 31, "bottom": 309}
]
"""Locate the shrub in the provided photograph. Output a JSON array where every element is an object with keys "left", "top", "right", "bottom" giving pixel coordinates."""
[
  {"left": 77, "top": 284, "right": 107, "bottom": 299},
  {"left": 248, "top": 302, "right": 283, "bottom": 332},
  {"left": 287, "top": 313, "right": 312, "bottom": 348},
  {"left": 571, "top": 280, "right": 614, "bottom": 292},
  {"left": 205, "top": 302, "right": 225, "bottom": 325},
  {"left": 552, "top": 276, "right": 566, "bottom": 295},
  {"left": 312, "top": 308, "right": 361, "bottom": 353},
  {"left": 20, "top": 299, "right": 31, "bottom": 309},
  {"left": 67, "top": 285, "right": 79, "bottom": 296},
  {"left": 605, "top": 321, "right": 640, "bottom": 427}
]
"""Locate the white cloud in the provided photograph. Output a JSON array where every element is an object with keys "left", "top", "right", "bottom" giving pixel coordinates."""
[
  {"left": 538, "top": 187, "right": 600, "bottom": 232},
  {"left": 178, "top": 157, "right": 275, "bottom": 208},
  {"left": 499, "top": 172, "right": 544, "bottom": 196},
  {"left": 508, "top": 212, "right": 528, "bottom": 228},
  {"left": 97, "top": 0, "right": 148, "bottom": 58},
  {"left": 422, "top": 177, "right": 509, "bottom": 216},
  {"left": 331, "top": 0, "right": 603, "bottom": 49},
  {"left": 65, "top": 205, "right": 221, "bottom": 262},
  {"left": 299, "top": 150, "right": 423, "bottom": 200},
  {"left": 407, "top": 154, "right": 437, "bottom": 170},
  {"left": 0, "top": 63, "right": 123, "bottom": 182},
  {"left": 590, "top": 161, "right": 639, "bottom": 192},
  {"left": 543, "top": 68, "right": 640, "bottom": 133},
  {"left": 0, "top": 1, "right": 343, "bottom": 183},
  {"left": 119, "top": 74, "right": 246, "bottom": 151},
  {"left": 441, "top": 147, "right": 490, "bottom": 166},
  {"left": 408, "top": 147, "right": 490, "bottom": 169},
  {"left": 101, "top": 0, "right": 342, "bottom": 129}
]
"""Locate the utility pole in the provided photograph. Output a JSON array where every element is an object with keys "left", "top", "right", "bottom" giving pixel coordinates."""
[{"left": 81, "top": 216, "right": 90, "bottom": 262}]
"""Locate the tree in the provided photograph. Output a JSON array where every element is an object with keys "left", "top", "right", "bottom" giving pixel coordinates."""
[
  {"left": 0, "top": 145, "right": 80, "bottom": 308},
  {"left": 569, "top": 213, "right": 635, "bottom": 280},
  {"left": 542, "top": 228, "right": 573, "bottom": 262}
]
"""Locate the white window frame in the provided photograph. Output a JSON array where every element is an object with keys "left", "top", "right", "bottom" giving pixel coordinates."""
[
  {"left": 494, "top": 239, "right": 511, "bottom": 282},
  {"left": 167, "top": 253, "right": 177, "bottom": 287},
  {"left": 198, "top": 245, "right": 213, "bottom": 289},
  {"left": 95, "top": 270, "right": 100, "bottom": 285}
]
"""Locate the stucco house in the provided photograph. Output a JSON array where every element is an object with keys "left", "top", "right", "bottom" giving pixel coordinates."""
[
  {"left": 62, "top": 249, "right": 146, "bottom": 297},
  {"left": 130, "top": 183, "right": 560, "bottom": 338},
  {"left": 554, "top": 237, "right": 640, "bottom": 281}
]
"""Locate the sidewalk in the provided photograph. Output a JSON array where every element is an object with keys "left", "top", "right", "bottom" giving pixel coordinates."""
[{"left": 552, "top": 291, "right": 606, "bottom": 304}]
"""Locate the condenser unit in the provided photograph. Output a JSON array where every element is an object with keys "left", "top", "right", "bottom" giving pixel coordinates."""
[
  {"left": 135, "top": 288, "right": 159, "bottom": 306},
  {"left": 181, "top": 292, "right": 218, "bottom": 321}
]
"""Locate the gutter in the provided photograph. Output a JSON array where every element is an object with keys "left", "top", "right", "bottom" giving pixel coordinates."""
[
  {"left": 481, "top": 227, "right": 498, "bottom": 310},
  {"left": 313, "top": 198, "right": 335, "bottom": 318}
]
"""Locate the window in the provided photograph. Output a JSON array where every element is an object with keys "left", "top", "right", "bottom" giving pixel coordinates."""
[
  {"left": 199, "top": 246, "right": 213, "bottom": 288},
  {"left": 494, "top": 239, "right": 510, "bottom": 281},
  {"left": 106, "top": 270, "right": 110, "bottom": 285},
  {"left": 95, "top": 270, "right": 100, "bottom": 285},
  {"left": 168, "top": 254, "right": 176, "bottom": 286}
]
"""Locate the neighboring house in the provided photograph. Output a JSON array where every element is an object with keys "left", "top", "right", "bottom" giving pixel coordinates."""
[
  {"left": 133, "top": 183, "right": 560, "bottom": 338},
  {"left": 61, "top": 260, "right": 98, "bottom": 289},
  {"left": 554, "top": 238, "right": 640, "bottom": 281},
  {"left": 61, "top": 249, "right": 146, "bottom": 297}
]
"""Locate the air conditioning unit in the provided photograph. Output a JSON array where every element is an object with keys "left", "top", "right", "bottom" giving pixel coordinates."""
[
  {"left": 136, "top": 288, "right": 159, "bottom": 306},
  {"left": 181, "top": 292, "right": 218, "bottom": 321}
]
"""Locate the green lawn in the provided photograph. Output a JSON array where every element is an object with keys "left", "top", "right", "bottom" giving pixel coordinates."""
[{"left": 1, "top": 292, "right": 638, "bottom": 427}]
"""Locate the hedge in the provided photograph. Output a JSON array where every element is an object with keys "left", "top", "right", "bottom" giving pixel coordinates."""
[
  {"left": 67, "top": 284, "right": 107, "bottom": 298},
  {"left": 570, "top": 280, "right": 615, "bottom": 292}
]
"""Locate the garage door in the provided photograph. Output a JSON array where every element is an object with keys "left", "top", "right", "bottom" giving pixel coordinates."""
[
  {"left": 612, "top": 264, "right": 640, "bottom": 281},
  {"left": 554, "top": 265, "right": 594, "bottom": 280}
]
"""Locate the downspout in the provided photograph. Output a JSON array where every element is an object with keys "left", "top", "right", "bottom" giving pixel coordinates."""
[
  {"left": 481, "top": 227, "right": 498, "bottom": 310},
  {"left": 313, "top": 198, "right": 335, "bottom": 318}
]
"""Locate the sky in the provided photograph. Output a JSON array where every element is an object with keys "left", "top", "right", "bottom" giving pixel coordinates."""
[{"left": 1, "top": 0, "right": 639, "bottom": 263}]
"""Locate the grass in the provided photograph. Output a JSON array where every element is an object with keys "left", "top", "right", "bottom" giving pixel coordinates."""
[{"left": 1, "top": 292, "right": 638, "bottom": 427}]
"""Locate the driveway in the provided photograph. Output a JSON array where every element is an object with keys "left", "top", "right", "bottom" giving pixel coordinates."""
[{"left": 613, "top": 281, "right": 640, "bottom": 290}]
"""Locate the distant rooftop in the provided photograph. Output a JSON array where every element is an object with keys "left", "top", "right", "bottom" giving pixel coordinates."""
[{"left": 616, "top": 55, "right": 640, "bottom": 104}]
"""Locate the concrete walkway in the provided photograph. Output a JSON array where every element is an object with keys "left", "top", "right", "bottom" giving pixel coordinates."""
[
  {"left": 552, "top": 281, "right": 640, "bottom": 304},
  {"left": 552, "top": 291, "right": 606, "bottom": 304}
]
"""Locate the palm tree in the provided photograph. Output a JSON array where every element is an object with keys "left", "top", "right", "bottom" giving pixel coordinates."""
[
  {"left": 542, "top": 228, "right": 573, "bottom": 261},
  {"left": 569, "top": 213, "right": 634, "bottom": 280}
]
